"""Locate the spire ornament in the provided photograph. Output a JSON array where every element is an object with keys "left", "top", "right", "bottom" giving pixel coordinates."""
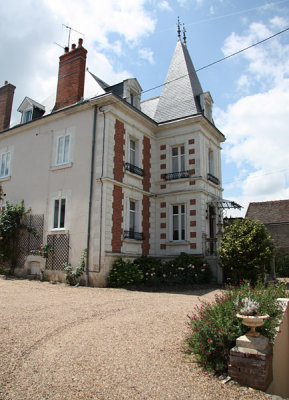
[
  {"left": 183, "top": 24, "right": 187, "bottom": 45},
  {"left": 177, "top": 16, "right": 181, "bottom": 40}
]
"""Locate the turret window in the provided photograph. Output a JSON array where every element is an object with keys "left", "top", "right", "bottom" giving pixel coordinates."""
[{"left": 172, "top": 145, "right": 185, "bottom": 173}]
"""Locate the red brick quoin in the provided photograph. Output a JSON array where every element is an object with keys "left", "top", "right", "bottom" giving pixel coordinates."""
[
  {"left": 111, "top": 185, "right": 123, "bottom": 253},
  {"left": 143, "top": 136, "right": 151, "bottom": 192},
  {"left": 113, "top": 120, "right": 125, "bottom": 182},
  {"left": 142, "top": 195, "right": 150, "bottom": 254}
]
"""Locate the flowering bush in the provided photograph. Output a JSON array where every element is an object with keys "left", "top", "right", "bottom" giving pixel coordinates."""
[
  {"left": 30, "top": 243, "right": 52, "bottom": 259},
  {"left": 64, "top": 249, "right": 87, "bottom": 286},
  {"left": 107, "top": 258, "right": 143, "bottom": 287},
  {"left": 184, "top": 279, "right": 287, "bottom": 373},
  {"left": 107, "top": 253, "right": 211, "bottom": 287}
]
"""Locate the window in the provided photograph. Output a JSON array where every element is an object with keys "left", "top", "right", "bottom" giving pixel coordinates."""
[
  {"left": 208, "top": 150, "right": 214, "bottom": 175},
  {"left": 129, "top": 139, "right": 136, "bottom": 166},
  {"left": 56, "top": 134, "right": 70, "bottom": 165},
  {"left": 23, "top": 110, "right": 32, "bottom": 123},
  {"left": 0, "top": 152, "right": 10, "bottom": 178},
  {"left": 172, "top": 204, "right": 186, "bottom": 241},
  {"left": 53, "top": 198, "right": 66, "bottom": 229},
  {"left": 129, "top": 200, "right": 136, "bottom": 233},
  {"left": 172, "top": 146, "right": 185, "bottom": 172},
  {"left": 123, "top": 199, "right": 143, "bottom": 240}
]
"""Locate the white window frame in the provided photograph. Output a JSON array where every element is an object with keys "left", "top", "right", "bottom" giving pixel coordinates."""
[
  {"left": 171, "top": 145, "right": 185, "bottom": 173},
  {"left": 0, "top": 152, "right": 11, "bottom": 178},
  {"left": 128, "top": 137, "right": 139, "bottom": 167},
  {"left": 56, "top": 134, "right": 70, "bottom": 166},
  {"left": 52, "top": 197, "right": 66, "bottom": 230},
  {"left": 171, "top": 203, "right": 186, "bottom": 242},
  {"left": 126, "top": 198, "right": 140, "bottom": 234},
  {"left": 208, "top": 149, "right": 214, "bottom": 175},
  {"left": 21, "top": 109, "right": 33, "bottom": 124}
]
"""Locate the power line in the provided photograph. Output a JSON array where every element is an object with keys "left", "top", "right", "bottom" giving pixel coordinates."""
[
  {"left": 142, "top": 26, "right": 289, "bottom": 95},
  {"left": 223, "top": 167, "right": 289, "bottom": 186}
]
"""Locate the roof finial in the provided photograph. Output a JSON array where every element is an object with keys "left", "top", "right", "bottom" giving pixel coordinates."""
[
  {"left": 177, "top": 16, "right": 181, "bottom": 40},
  {"left": 183, "top": 24, "right": 187, "bottom": 45}
]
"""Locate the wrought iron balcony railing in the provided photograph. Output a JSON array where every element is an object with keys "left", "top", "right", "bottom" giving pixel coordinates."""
[
  {"left": 207, "top": 173, "right": 220, "bottom": 185},
  {"left": 164, "top": 170, "right": 190, "bottom": 181},
  {"left": 125, "top": 162, "right": 144, "bottom": 177},
  {"left": 123, "top": 230, "right": 144, "bottom": 241}
]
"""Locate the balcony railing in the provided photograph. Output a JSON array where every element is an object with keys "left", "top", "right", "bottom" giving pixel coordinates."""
[
  {"left": 207, "top": 173, "right": 220, "bottom": 185},
  {"left": 164, "top": 170, "right": 190, "bottom": 181},
  {"left": 123, "top": 230, "right": 144, "bottom": 241},
  {"left": 125, "top": 162, "right": 144, "bottom": 177}
]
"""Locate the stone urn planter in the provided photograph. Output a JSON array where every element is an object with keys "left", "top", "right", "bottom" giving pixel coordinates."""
[{"left": 236, "top": 313, "right": 269, "bottom": 337}]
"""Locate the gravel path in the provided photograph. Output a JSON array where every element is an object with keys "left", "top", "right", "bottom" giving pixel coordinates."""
[{"left": 0, "top": 278, "right": 269, "bottom": 400}]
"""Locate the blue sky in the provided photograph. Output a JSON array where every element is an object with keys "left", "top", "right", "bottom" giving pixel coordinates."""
[{"left": 1, "top": 0, "right": 289, "bottom": 216}]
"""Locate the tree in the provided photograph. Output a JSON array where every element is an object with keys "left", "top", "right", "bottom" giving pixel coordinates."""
[
  {"left": 0, "top": 200, "right": 35, "bottom": 273},
  {"left": 218, "top": 218, "right": 274, "bottom": 283}
]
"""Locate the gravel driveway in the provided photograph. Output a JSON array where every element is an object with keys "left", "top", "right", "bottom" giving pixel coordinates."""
[{"left": 0, "top": 278, "right": 268, "bottom": 400}]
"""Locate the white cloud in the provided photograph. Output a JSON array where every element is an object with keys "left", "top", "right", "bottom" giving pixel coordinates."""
[
  {"left": 217, "top": 20, "right": 289, "bottom": 211},
  {"left": 0, "top": 0, "right": 156, "bottom": 121},
  {"left": 222, "top": 22, "right": 289, "bottom": 90},
  {"left": 138, "top": 48, "right": 155, "bottom": 64},
  {"left": 158, "top": 1, "right": 172, "bottom": 11}
]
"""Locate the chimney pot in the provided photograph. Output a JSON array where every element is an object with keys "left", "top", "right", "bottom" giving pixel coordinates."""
[
  {"left": 4, "top": 81, "right": 8, "bottom": 85},
  {"left": 71, "top": 43, "right": 76, "bottom": 50},
  {"left": 78, "top": 38, "right": 83, "bottom": 47},
  {"left": 64, "top": 46, "right": 69, "bottom": 53}
]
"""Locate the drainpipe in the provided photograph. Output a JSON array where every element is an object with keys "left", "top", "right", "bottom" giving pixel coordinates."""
[
  {"left": 86, "top": 105, "right": 98, "bottom": 286},
  {"left": 98, "top": 107, "right": 106, "bottom": 273}
]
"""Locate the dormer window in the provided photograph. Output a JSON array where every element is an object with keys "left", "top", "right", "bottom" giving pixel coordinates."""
[
  {"left": 200, "top": 92, "right": 213, "bottom": 124},
  {"left": 23, "top": 110, "right": 32, "bottom": 123},
  {"left": 17, "top": 96, "right": 45, "bottom": 124}
]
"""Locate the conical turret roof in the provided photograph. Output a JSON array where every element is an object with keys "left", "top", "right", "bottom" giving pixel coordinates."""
[{"left": 154, "top": 39, "right": 203, "bottom": 123}]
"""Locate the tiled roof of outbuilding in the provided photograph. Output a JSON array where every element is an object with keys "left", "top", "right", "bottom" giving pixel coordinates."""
[
  {"left": 153, "top": 39, "right": 203, "bottom": 123},
  {"left": 246, "top": 200, "right": 289, "bottom": 224}
]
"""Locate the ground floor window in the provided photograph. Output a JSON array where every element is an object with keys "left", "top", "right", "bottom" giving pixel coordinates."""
[
  {"left": 172, "top": 204, "right": 185, "bottom": 241},
  {"left": 53, "top": 198, "right": 66, "bottom": 229}
]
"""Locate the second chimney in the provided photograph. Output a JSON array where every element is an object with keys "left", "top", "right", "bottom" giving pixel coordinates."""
[
  {"left": 53, "top": 38, "right": 87, "bottom": 111},
  {"left": 0, "top": 81, "right": 16, "bottom": 132}
]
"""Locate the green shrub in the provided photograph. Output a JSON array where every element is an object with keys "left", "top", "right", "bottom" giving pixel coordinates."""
[
  {"left": 275, "top": 253, "right": 289, "bottom": 277},
  {"left": 184, "top": 279, "right": 287, "bottom": 373},
  {"left": 0, "top": 201, "right": 36, "bottom": 272},
  {"left": 165, "top": 253, "right": 212, "bottom": 284},
  {"left": 108, "top": 253, "right": 212, "bottom": 287},
  {"left": 218, "top": 218, "right": 274, "bottom": 283},
  {"left": 107, "top": 258, "right": 143, "bottom": 287},
  {"left": 64, "top": 249, "right": 87, "bottom": 286}
]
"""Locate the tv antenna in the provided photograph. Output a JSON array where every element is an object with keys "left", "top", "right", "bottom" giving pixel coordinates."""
[{"left": 62, "top": 24, "right": 84, "bottom": 48}]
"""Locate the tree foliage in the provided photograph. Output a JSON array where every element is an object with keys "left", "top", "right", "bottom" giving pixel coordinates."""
[
  {"left": 218, "top": 218, "right": 274, "bottom": 283},
  {"left": 0, "top": 200, "right": 34, "bottom": 271}
]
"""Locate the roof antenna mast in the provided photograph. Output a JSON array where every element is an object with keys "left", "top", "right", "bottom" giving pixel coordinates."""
[
  {"left": 177, "top": 16, "right": 181, "bottom": 40},
  {"left": 62, "top": 24, "right": 84, "bottom": 48}
]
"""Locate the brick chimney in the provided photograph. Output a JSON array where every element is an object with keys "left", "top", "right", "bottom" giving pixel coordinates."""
[
  {"left": 0, "top": 81, "right": 16, "bottom": 131},
  {"left": 53, "top": 38, "right": 87, "bottom": 111}
]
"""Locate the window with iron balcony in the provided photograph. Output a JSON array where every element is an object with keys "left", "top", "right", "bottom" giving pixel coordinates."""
[
  {"left": 124, "top": 138, "right": 144, "bottom": 177},
  {"left": 123, "top": 200, "right": 144, "bottom": 241},
  {"left": 164, "top": 145, "right": 190, "bottom": 180}
]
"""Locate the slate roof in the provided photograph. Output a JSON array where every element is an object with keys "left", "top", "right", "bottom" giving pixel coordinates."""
[
  {"left": 246, "top": 200, "right": 289, "bottom": 224},
  {"left": 140, "top": 96, "right": 159, "bottom": 119},
  {"left": 153, "top": 39, "right": 203, "bottom": 123}
]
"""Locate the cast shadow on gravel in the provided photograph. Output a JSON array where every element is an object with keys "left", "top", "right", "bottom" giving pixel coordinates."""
[{"left": 124, "top": 283, "right": 223, "bottom": 296}]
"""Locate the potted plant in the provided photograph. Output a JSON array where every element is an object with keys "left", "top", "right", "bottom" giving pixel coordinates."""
[{"left": 234, "top": 296, "right": 269, "bottom": 337}]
